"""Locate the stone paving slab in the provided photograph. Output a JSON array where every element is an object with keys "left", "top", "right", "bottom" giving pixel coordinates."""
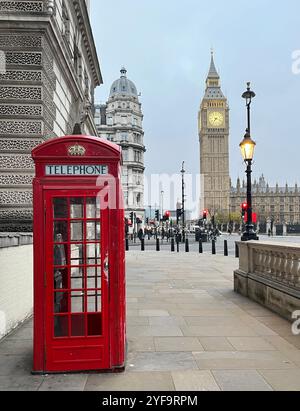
[{"left": 0, "top": 251, "right": 299, "bottom": 391}]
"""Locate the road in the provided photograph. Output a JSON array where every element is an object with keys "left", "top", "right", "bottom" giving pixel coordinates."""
[{"left": 127, "top": 233, "right": 300, "bottom": 257}]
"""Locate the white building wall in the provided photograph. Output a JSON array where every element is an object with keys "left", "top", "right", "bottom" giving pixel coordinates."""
[{"left": 0, "top": 240, "right": 33, "bottom": 340}]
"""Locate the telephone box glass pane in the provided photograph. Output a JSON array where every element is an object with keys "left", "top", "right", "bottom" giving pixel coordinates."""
[
  {"left": 54, "top": 316, "right": 69, "bottom": 338},
  {"left": 70, "top": 198, "right": 83, "bottom": 219},
  {"left": 54, "top": 244, "right": 67, "bottom": 267},
  {"left": 53, "top": 198, "right": 68, "bottom": 219},
  {"left": 71, "top": 222, "right": 83, "bottom": 241},
  {"left": 54, "top": 268, "right": 68, "bottom": 290},
  {"left": 86, "top": 222, "right": 101, "bottom": 241},
  {"left": 71, "top": 291, "right": 84, "bottom": 313},
  {"left": 54, "top": 222, "right": 68, "bottom": 243},
  {"left": 71, "top": 267, "right": 84, "bottom": 289},
  {"left": 87, "top": 291, "right": 102, "bottom": 313},
  {"left": 54, "top": 292, "right": 69, "bottom": 314},
  {"left": 70, "top": 244, "right": 84, "bottom": 265},
  {"left": 86, "top": 198, "right": 97, "bottom": 219},
  {"left": 71, "top": 315, "right": 85, "bottom": 337}
]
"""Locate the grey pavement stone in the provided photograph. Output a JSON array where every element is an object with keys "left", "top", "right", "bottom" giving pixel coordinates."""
[
  {"left": 259, "top": 369, "right": 300, "bottom": 391},
  {"left": 85, "top": 372, "right": 175, "bottom": 391},
  {"left": 199, "top": 337, "right": 235, "bottom": 352},
  {"left": 38, "top": 374, "right": 88, "bottom": 391},
  {"left": 0, "top": 376, "right": 43, "bottom": 391},
  {"left": 193, "top": 351, "right": 296, "bottom": 370},
  {"left": 154, "top": 337, "right": 204, "bottom": 352},
  {"left": 227, "top": 337, "right": 277, "bottom": 351},
  {"left": 127, "top": 352, "right": 199, "bottom": 372},
  {"left": 212, "top": 370, "right": 273, "bottom": 391},
  {"left": 171, "top": 370, "right": 220, "bottom": 391}
]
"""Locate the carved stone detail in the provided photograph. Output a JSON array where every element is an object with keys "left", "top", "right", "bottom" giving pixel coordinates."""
[
  {"left": 0, "top": 120, "right": 42, "bottom": 135},
  {"left": 0, "top": 174, "right": 33, "bottom": 185},
  {"left": 0, "top": 70, "right": 42, "bottom": 82},
  {"left": 0, "top": 86, "right": 42, "bottom": 100},
  {"left": 0, "top": 1, "right": 44, "bottom": 13},
  {"left": 0, "top": 191, "right": 33, "bottom": 205},
  {"left": 0, "top": 138, "right": 42, "bottom": 151},
  {"left": 0, "top": 34, "right": 42, "bottom": 49},
  {"left": 0, "top": 155, "right": 34, "bottom": 170},
  {"left": 0, "top": 104, "right": 42, "bottom": 117},
  {"left": 5, "top": 52, "right": 42, "bottom": 66}
]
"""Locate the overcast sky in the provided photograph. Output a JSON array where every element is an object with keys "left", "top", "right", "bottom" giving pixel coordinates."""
[{"left": 91, "top": 0, "right": 300, "bottom": 187}]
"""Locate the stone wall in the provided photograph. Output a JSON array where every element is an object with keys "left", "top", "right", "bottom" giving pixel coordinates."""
[
  {"left": 234, "top": 241, "right": 300, "bottom": 322},
  {"left": 0, "top": 234, "right": 33, "bottom": 340}
]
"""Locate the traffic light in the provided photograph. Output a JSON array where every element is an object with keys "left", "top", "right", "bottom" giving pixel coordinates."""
[
  {"left": 176, "top": 209, "right": 182, "bottom": 224},
  {"left": 130, "top": 212, "right": 134, "bottom": 222},
  {"left": 203, "top": 210, "right": 208, "bottom": 220},
  {"left": 146, "top": 218, "right": 149, "bottom": 225},
  {"left": 155, "top": 210, "right": 160, "bottom": 221},
  {"left": 241, "top": 202, "right": 248, "bottom": 218},
  {"left": 163, "top": 211, "right": 170, "bottom": 221}
]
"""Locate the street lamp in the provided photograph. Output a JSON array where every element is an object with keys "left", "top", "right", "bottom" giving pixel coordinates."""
[
  {"left": 240, "top": 82, "right": 259, "bottom": 242},
  {"left": 181, "top": 161, "right": 186, "bottom": 242}
]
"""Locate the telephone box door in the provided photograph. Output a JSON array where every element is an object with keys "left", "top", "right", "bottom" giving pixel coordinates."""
[{"left": 44, "top": 190, "right": 110, "bottom": 372}]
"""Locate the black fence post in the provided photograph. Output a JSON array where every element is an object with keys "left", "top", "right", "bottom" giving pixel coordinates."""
[
  {"left": 177, "top": 239, "right": 180, "bottom": 253},
  {"left": 156, "top": 238, "right": 160, "bottom": 252},
  {"left": 141, "top": 238, "right": 145, "bottom": 251},
  {"left": 185, "top": 239, "right": 189, "bottom": 253},
  {"left": 199, "top": 239, "right": 203, "bottom": 254},
  {"left": 126, "top": 238, "right": 129, "bottom": 252},
  {"left": 171, "top": 238, "right": 175, "bottom": 252},
  {"left": 224, "top": 240, "right": 228, "bottom": 257},
  {"left": 212, "top": 240, "right": 216, "bottom": 255},
  {"left": 235, "top": 243, "right": 240, "bottom": 259}
]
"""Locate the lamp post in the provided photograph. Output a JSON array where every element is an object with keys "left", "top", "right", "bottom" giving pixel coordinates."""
[
  {"left": 181, "top": 161, "right": 186, "bottom": 242},
  {"left": 240, "top": 82, "right": 259, "bottom": 242}
]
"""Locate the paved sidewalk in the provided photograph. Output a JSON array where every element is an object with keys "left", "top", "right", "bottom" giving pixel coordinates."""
[{"left": 0, "top": 252, "right": 300, "bottom": 391}]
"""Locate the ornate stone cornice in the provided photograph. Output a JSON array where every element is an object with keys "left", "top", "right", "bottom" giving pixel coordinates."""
[{"left": 72, "top": 0, "right": 102, "bottom": 87}]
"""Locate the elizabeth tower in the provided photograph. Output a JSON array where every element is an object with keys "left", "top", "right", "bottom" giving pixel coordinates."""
[{"left": 198, "top": 52, "right": 230, "bottom": 216}]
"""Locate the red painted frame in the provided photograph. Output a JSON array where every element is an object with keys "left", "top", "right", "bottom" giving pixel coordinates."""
[{"left": 32, "top": 135, "right": 126, "bottom": 374}]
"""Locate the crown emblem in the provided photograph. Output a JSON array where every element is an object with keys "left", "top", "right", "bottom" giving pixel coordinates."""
[{"left": 68, "top": 144, "right": 86, "bottom": 156}]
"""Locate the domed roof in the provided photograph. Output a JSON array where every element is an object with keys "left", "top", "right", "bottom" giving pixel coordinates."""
[{"left": 109, "top": 67, "right": 138, "bottom": 98}]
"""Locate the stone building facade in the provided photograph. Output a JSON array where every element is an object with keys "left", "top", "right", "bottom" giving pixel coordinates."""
[
  {"left": 0, "top": 0, "right": 102, "bottom": 232},
  {"left": 198, "top": 52, "right": 230, "bottom": 215},
  {"left": 94, "top": 68, "right": 146, "bottom": 223},
  {"left": 231, "top": 175, "right": 300, "bottom": 226}
]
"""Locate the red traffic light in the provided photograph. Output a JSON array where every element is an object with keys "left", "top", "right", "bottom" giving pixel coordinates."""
[
  {"left": 241, "top": 202, "right": 248, "bottom": 211},
  {"left": 165, "top": 211, "right": 171, "bottom": 218},
  {"left": 203, "top": 209, "right": 208, "bottom": 219}
]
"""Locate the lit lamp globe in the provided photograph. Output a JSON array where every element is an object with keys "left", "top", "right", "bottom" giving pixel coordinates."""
[{"left": 240, "top": 132, "right": 256, "bottom": 162}]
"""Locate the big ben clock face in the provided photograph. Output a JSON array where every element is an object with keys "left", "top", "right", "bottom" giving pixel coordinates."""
[{"left": 208, "top": 111, "right": 224, "bottom": 127}]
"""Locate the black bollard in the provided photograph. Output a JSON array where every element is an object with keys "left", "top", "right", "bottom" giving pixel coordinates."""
[
  {"left": 156, "top": 238, "right": 160, "bottom": 252},
  {"left": 171, "top": 238, "right": 175, "bottom": 252},
  {"left": 126, "top": 238, "right": 129, "bottom": 252},
  {"left": 141, "top": 238, "right": 145, "bottom": 251},
  {"left": 235, "top": 243, "right": 240, "bottom": 259},
  {"left": 224, "top": 240, "right": 228, "bottom": 257},
  {"left": 199, "top": 239, "right": 203, "bottom": 254},
  {"left": 177, "top": 240, "right": 180, "bottom": 253},
  {"left": 212, "top": 240, "right": 216, "bottom": 255},
  {"left": 185, "top": 239, "right": 190, "bottom": 253}
]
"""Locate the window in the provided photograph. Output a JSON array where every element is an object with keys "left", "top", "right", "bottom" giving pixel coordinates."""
[
  {"left": 122, "top": 149, "right": 128, "bottom": 162},
  {"left": 107, "top": 117, "right": 113, "bottom": 126},
  {"left": 121, "top": 133, "right": 128, "bottom": 142},
  {"left": 134, "top": 150, "right": 141, "bottom": 163}
]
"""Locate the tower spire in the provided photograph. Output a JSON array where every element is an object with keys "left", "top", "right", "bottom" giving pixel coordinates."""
[{"left": 208, "top": 50, "right": 219, "bottom": 79}]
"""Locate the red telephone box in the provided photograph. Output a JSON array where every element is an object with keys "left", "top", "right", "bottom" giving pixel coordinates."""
[{"left": 31, "top": 135, "right": 126, "bottom": 374}]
